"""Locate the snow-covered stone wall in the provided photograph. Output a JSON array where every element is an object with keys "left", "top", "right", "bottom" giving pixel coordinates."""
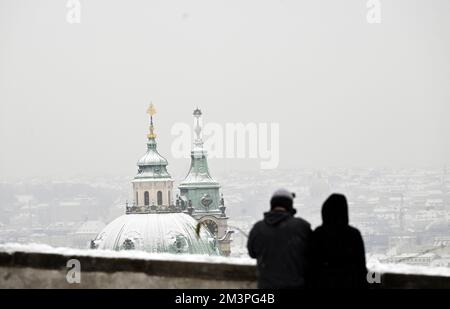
[{"left": 0, "top": 243, "right": 449, "bottom": 289}]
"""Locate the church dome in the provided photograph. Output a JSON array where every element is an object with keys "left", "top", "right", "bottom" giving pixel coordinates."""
[
  {"left": 137, "top": 140, "right": 169, "bottom": 167},
  {"left": 93, "top": 213, "right": 218, "bottom": 255},
  {"left": 136, "top": 150, "right": 168, "bottom": 167},
  {"left": 135, "top": 103, "right": 169, "bottom": 169}
]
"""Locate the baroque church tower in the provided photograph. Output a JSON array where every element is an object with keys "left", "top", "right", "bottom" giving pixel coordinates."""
[
  {"left": 177, "top": 108, "right": 233, "bottom": 256},
  {"left": 92, "top": 104, "right": 217, "bottom": 255},
  {"left": 92, "top": 104, "right": 230, "bottom": 256},
  {"left": 131, "top": 103, "right": 174, "bottom": 211}
]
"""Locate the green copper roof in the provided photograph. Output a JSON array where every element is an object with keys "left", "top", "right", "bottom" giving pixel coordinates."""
[{"left": 179, "top": 149, "right": 219, "bottom": 188}]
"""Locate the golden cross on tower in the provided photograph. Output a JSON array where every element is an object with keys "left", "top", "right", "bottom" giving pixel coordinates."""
[{"left": 147, "top": 102, "right": 157, "bottom": 139}]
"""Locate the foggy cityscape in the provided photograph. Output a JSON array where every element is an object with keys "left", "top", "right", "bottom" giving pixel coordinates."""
[
  {"left": 0, "top": 0, "right": 449, "bottom": 292},
  {"left": 1, "top": 166, "right": 449, "bottom": 267}
]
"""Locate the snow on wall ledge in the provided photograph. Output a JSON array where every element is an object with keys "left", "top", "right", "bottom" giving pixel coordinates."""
[
  {"left": 0, "top": 243, "right": 255, "bottom": 266},
  {"left": 0, "top": 243, "right": 449, "bottom": 289}
]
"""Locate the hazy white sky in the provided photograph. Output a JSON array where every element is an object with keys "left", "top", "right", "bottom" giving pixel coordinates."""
[{"left": 0, "top": 0, "right": 449, "bottom": 179}]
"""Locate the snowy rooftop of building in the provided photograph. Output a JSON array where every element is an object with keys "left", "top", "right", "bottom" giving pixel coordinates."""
[
  {"left": 93, "top": 213, "right": 219, "bottom": 255},
  {"left": 367, "top": 259, "right": 450, "bottom": 277}
]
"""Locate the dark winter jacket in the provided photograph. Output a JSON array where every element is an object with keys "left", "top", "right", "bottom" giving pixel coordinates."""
[
  {"left": 311, "top": 194, "right": 368, "bottom": 288},
  {"left": 247, "top": 210, "right": 312, "bottom": 289}
]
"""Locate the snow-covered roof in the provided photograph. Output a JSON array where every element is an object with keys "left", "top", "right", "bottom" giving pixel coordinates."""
[
  {"left": 367, "top": 260, "right": 450, "bottom": 277},
  {"left": 94, "top": 213, "right": 218, "bottom": 255},
  {"left": 136, "top": 144, "right": 169, "bottom": 167}
]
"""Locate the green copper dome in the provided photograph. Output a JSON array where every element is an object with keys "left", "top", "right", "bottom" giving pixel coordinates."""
[
  {"left": 135, "top": 103, "right": 172, "bottom": 179},
  {"left": 135, "top": 138, "right": 171, "bottom": 179},
  {"left": 92, "top": 213, "right": 219, "bottom": 255},
  {"left": 137, "top": 139, "right": 168, "bottom": 166}
]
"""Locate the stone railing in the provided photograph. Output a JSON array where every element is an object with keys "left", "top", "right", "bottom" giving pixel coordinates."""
[{"left": 0, "top": 244, "right": 449, "bottom": 289}]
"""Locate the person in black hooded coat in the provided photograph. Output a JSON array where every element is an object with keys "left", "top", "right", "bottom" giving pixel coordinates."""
[
  {"left": 247, "top": 189, "right": 312, "bottom": 289},
  {"left": 311, "top": 193, "right": 368, "bottom": 288}
]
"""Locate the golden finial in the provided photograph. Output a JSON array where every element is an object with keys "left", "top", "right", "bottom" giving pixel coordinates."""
[
  {"left": 147, "top": 103, "right": 156, "bottom": 117},
  {"left": 147, "top": 102, "right": 157, "bottom": 139}
]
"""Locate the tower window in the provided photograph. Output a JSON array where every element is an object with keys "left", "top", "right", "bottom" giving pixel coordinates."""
[
  {"left": 144, "top": 191, "right": 149, "bottom": 206},
  {"left": 157, "top": 191, "right": 163, "bottom": 206},
  {"left": 136, "top": 192, "right": 138, "bottom": 205},
  {"left": 168, "top": 191, "right": 171, "bottom": 205}
]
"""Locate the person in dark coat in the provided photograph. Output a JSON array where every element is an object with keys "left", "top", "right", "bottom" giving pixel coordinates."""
[
  {"left": 311, "top": 193, "right": 368, "bottom": 288},
  {"left": 247, "top": 189, "right": 312, "bottom": 289}
]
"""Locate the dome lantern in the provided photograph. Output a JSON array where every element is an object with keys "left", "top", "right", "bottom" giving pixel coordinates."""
[{"left": 131, "top": 103, "right": 174, "bottom": 212}]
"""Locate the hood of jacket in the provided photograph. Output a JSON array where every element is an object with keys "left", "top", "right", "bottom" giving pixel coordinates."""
[
  {"left": 321, "top": 193, "right": 349, "bottom": 227},
  {"left": 264, "top": 210, "right": 292, "bottom": 226}
]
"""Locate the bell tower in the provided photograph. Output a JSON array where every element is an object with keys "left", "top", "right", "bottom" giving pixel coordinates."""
[{"left": 177, "top": 108, "right": 233, "bottom": 256}]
